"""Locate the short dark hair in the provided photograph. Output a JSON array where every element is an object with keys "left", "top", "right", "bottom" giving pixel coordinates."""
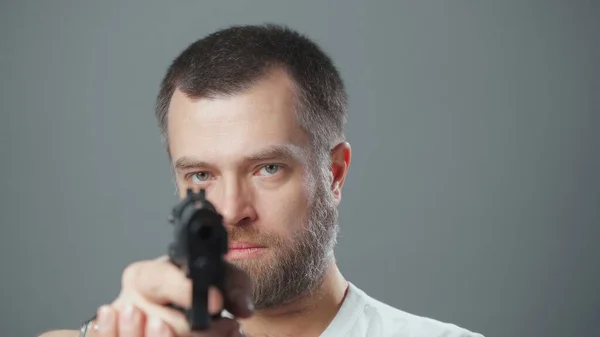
[{"left": 155, "top": 23, "right": 348, "bottom": 162}]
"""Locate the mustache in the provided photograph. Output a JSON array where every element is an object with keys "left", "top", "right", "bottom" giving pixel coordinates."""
[{"left": 227, "top": 226, "right": 284, "bottom": 246}]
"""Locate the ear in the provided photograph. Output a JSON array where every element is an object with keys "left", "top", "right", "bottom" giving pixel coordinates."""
[{"left": 329, "top": 141, "right": 352, "bottom": 204}]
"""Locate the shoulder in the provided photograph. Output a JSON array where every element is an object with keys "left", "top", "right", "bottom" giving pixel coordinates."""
[{"left": 350, "top": 283, "right": 485, "bottom": 337}]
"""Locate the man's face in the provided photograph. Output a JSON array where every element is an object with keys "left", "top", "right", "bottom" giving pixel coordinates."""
[{"left": 166, "top": 69, "right": 339, "bottom": 309}]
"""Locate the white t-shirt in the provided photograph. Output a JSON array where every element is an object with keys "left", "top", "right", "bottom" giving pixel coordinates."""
[
  {"left": 319, "top": 282, "right": 485, "bottom": 337},
  {"left": 229, "top": 282, "right": 484, "bottom": 336}
]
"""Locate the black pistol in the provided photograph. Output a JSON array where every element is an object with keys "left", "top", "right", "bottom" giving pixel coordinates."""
[{"left": 167, "top": 188, "right": 228, "bottom": 330}]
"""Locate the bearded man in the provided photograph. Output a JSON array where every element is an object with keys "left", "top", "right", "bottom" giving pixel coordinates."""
[{"left": 41, "top": 24, "right": 483, "bottom": 337}]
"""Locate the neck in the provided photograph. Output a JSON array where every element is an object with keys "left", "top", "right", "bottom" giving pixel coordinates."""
[{"left": 239, "top": 259, "right": 349, "bottom": 337}]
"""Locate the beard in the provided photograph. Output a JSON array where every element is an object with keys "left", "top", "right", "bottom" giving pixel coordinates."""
[{"left": 227, "top": 169, "right": 340, "bottom": 310}]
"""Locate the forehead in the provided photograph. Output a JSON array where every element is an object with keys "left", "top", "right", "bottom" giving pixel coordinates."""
[{"left": 166, "top": 69, "right": 311, "bottom": 164}]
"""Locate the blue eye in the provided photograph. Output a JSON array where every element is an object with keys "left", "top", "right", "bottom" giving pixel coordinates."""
[
  {"left": 191, "top": 172, "right": 211, "bottom": 183},
  {"left": 259, "top": 164, "right": 281, "bottom": 176}
]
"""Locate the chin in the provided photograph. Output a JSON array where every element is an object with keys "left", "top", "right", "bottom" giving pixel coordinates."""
[{"left": 230, "top": 250, "right": 278, "bottom": 276}]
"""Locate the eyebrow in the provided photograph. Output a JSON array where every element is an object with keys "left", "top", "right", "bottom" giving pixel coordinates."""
[{"left": 173, "top": 144, "right": 307, "bottom": 171}]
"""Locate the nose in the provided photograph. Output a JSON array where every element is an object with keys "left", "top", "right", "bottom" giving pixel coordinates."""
[{"left": 209, "top": 177, "right": 257, "bottom": 228}]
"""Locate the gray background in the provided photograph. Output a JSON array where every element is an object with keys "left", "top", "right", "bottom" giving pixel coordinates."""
[{"left": 1, "top": 1, "right": 598, "bottom": 336}]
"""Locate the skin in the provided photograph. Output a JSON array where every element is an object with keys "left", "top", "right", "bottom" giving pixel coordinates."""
[{"left": 39, "top": 67, "right": 352, "bottom": 337}]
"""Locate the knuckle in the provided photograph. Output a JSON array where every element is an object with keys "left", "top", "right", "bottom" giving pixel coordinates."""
[{"left": 121, "top": 261, "right": 143, "bottom": 287}]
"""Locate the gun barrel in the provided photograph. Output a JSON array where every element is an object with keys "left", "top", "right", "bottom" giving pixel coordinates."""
[{"left": 167, "top": 188, "right": 228, "bottom": 330}]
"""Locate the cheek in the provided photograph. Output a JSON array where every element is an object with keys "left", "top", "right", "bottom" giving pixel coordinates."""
[{"left": 255, "top": 176, "right": 310, "bottom": 235}]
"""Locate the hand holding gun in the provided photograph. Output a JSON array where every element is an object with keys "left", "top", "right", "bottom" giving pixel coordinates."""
[
  {"left": 166, "top": 188, "right": 229, "bottom": 331},
  {"left": 74, "top": 188, "right": 254, "bottom": 337}
]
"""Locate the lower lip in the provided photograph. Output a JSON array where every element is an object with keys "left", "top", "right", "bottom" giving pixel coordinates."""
[{"left": 225, "top": 247, "right": 266, "bottom": 259}]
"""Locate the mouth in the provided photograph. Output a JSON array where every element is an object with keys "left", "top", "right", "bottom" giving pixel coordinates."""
[{"left": 225, "top": 241, "right": 267, "bottom": 260}]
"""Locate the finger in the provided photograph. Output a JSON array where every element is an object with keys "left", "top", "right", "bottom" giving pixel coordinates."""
[
  {"left": 186, "top": 317, "right": 241, "bottom": 337},
  {"left": 114, "top": 282, "right": 222, "bottom": 336},
  {"left": 123, "top": 296, "right": 195, "bottom": 337},
  {"left": 168, "top": 285, "right": 224, "bottom": 315},
  {"left": 146, "top": 316, "right": 175, "bottom": 337},
  {"left": 153, "top": 255, "right": 252, "bottom": 316},
  {"left": 132, "top": 296, "right": 238, "bottom": 337},
  {"left": 221, "top": 262, "right": 254, "bottom": 318},
  {"left": 117, "top": 304, "right": 145, "bottom": 337},
  {"left": 121, "top": 259, "right": 225, "bottom": 314},
  {"left": 122, "top": 259, "right": 194, "bottom": 309},
  {"left": 154, "top": 255, "right": 170, "bottom": 262},
  {"left": 85, "top": 320, "right": 100, "bottom": 337},
  {"left": 207, "top": 285, "right": 225, "bottom": 315},
  {"left": 95, "top": 305, "right": 117, "bottom": 337}
]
